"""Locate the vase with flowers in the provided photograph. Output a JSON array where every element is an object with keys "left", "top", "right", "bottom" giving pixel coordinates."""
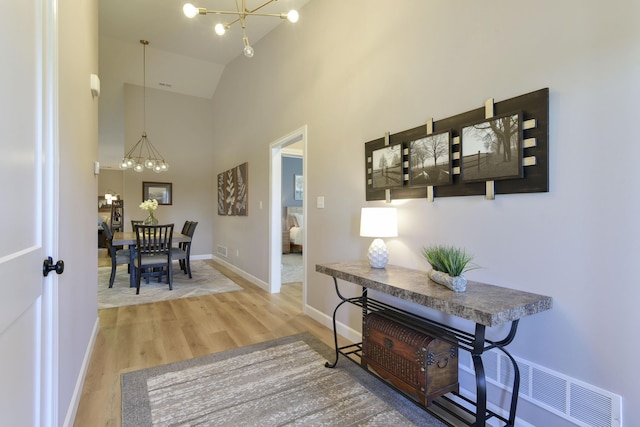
[{"left": 139, "top": 199, "right": 159, "bottom": 225}]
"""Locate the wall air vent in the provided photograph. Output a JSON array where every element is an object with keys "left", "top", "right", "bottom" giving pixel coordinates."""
[
  {"left": 216, "top": 245, "right": 228, "bottom": 257},
  {"left": 458, "top": 351, "right": 622, "bottom": 427}
]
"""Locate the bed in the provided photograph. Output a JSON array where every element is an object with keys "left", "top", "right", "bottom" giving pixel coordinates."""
[{"left": 285, "top": 206, "right": 303, "bottom": 253}]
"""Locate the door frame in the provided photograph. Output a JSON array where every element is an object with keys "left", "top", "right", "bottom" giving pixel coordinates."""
[
  {"left": 41, "top": 0, "right": 59, "bottom": 424},
  {"left": 269, "top": 125, "right": 307, "bottom": 300}
]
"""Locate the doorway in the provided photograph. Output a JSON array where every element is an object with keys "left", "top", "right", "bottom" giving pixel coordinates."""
[{"left": 269, "top": 126, "right": 307, "bottom": 304}]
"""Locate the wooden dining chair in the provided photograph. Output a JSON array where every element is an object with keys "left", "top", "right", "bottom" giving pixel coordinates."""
[
  {"left": 171, "top": 221, "right": 198, "bottom": 278},
  {"left": 131, "top": 220, "right": 143, "bottom": 231},
  {"left": 101, "top": 222, "right": 130, "bottom": 288},
  {"left": 133, "top": 224, "right": 174, "bottom": 295}
]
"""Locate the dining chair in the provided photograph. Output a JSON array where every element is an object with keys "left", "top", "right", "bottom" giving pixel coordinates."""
[
  {"left": 171, "top": 221, "right": 198, "bottom": 278},
  {"left": 131, "top": 220, "right": 143, "bottom": 231},
  {"left": 133, "top": 224, "right": 174, "bottom": 295},
  {"left": 101, "top": 221, "right": 130, "bottom": 288}
]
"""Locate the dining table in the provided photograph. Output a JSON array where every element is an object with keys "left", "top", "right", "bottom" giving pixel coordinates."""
[{"left": 112, "top": 231, "right": 192, "bottom": 288}]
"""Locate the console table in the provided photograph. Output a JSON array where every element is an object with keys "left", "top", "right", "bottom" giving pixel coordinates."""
[{"left": 316, "top": 261, "right": 552, "bottom": 427}]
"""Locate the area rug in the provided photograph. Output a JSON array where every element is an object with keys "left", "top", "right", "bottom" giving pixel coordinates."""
[
  {"left": 121, "top": 333, "right": 446, "bottom": 427},
  {"left": 98, "top": 261, "right": 243, "bottom": 309},
  {"left": 282, "top": 253, "right": 303, "bottom": 284}
]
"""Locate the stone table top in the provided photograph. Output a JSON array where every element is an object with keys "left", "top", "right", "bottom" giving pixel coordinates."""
[{"left": 316, "top": 261, "right": 552, "bottom": 327}]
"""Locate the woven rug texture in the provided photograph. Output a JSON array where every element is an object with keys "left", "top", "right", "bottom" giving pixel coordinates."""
[
  {"left": 121, "top": 333, "right": 446, "bottom": 427},
  {"left": 98, "top": 261, "right": 242, "bottom": 309}
]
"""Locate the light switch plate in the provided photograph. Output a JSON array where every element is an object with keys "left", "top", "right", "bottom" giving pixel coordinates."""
[
  {"left": 90, "top": 74, "right": 100, "bottom": 97},
  {"left": 317, "top": 196, "right": 325, "bottom": 209}
]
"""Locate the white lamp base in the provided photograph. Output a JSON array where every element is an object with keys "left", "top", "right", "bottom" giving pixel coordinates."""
[{"left": 367, "top": 238, "right": 389, "bottom": 269}]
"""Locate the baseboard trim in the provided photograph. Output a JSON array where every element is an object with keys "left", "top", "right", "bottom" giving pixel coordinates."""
[
  {"left": 64, "top": 316, "right": 99, "bottom": 427},
  {"left": 212, "top": 256, "right": 269, "bottom": 291},
  {"left": 303, "top": 303, "right": 362, "bottom": 344}
]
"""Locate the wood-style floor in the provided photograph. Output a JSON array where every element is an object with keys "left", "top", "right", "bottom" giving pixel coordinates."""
[{"left": 74, "top": 259, "right": 346, "bottom": 427}]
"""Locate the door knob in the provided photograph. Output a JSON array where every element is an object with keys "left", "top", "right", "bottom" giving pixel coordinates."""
[{"left": 43, "top": 256, "right": 65, "bottom": 277}]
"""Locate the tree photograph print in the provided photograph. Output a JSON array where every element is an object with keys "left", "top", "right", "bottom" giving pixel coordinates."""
[
  {"left": 371, "top": 144, "right": 403, "bottom": 189},
  {"left": 409, "top": 131, "right": 452, "bottom": 186},
  {"left": 461, "top": 113, "right": 522, "bottom": 182}
]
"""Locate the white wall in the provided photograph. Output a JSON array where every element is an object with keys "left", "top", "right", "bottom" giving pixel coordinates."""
[
  {"left": 58, "top": 0, "right": 100, "bottom": 424},
  {"left": 210, "top": 0, "right": 640, "bottom": 424}
]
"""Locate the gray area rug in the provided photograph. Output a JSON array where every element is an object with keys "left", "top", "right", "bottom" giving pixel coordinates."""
[
  {"left": 122, "top": 333, "right": 446, "bottom": 426},
  {"left": 98, "top": 261, "right": 242, "bottom": 309},
  {"left": 282, "top": 253, "right": 303, "bottom": 284}
]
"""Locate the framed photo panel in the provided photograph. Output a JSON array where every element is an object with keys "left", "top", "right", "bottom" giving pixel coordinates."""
[
  {"left": 408, "top": 130, "right": 452, "bottom": 186},
  {"left": 217, "top": 173, "right": 226, "bottom": 215},
  {"left": 142, "top": 181, "right": 172, "bottom": 205},
  {"left": 461, "top": 112, "right": 523, "bottom": 182},
  {"left": 235, "top": 162, "right": 248, "bottom": 216},
  {"left": 370, "top": 142, "right": 403, "bottom": 189},
  {"left": 218, "top": 162, "right": 249, "bottom": 216},
  {"left": 294, "top": 174, "right": 303, "bottom": 200}
]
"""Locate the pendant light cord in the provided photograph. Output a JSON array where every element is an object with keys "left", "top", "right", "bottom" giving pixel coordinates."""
[{"left": 141, "top": 40, "right": 148, "bottom": 134}]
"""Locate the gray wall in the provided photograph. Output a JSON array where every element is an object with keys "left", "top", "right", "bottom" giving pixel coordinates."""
[
  {"left": 58, "top": 0, "right": 99, "bottom": 423},
  {"left": 120, "top": 84, "right": 216, "bottom": 257},
  {"left": 209, "top": 0, "right": 640, "bottom": 425}
]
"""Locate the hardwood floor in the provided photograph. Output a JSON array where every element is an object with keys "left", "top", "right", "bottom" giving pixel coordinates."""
[{"left": 75, "top": 260, "right": 347, "bottom": 427}]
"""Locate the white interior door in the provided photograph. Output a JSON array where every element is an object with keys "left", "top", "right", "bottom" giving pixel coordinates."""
[{"left": 0, "top": 1, "right": 55, "bottom": 425}]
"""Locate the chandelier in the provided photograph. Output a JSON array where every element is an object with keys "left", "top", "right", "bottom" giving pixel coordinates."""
[
  {"left": 183, "top": 1, "right": 300, "bottom": 58},
  {"left": 120, "top": 40, "right": 169, "bottom": 173}
]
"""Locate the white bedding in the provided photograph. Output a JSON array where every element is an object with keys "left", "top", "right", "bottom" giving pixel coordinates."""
[{"left": 289, "top": 226, "right": 303, "bottom": 245}]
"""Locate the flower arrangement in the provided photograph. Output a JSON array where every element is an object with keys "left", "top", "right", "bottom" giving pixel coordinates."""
[
  {"left": 139, "top": 199, "right": 159, "bottom": 225},
  {"left": 139, "top": 199, "right": 158, "bottom": 213}
]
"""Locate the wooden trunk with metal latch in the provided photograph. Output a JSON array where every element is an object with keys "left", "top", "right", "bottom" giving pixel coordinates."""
[{"left": 361, "top": 311, "right": 459, "bottom": 406}]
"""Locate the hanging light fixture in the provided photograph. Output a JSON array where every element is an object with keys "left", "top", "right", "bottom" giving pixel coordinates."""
[
  {"left": 183, "top": 1, "right": 299, "bottom": 58},
  {"left": 120, "top": 40, "right": 169, "bottom": 173}
]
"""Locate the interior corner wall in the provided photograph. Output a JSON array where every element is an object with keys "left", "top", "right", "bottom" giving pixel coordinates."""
[
  {"left": 209, "top": 0, "right": 640, "bottom": 424},
  {"left": 121, "top": 84, "right": 216, "bottom": 258},
  {"left": 57, "top": 0, "right": 99, "bottom": 424}
]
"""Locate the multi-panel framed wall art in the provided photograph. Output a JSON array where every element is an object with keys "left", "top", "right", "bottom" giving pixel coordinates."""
[
  {"left": 365, "top": 88, "right": 548, "bottom": 201},
  {"left": 217, "top": 162, "right": 248, "bottom": 216}
]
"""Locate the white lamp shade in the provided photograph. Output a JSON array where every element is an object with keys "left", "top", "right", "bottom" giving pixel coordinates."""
[{"left": 360, "top": 207, "right": 398, "bottom": 238}]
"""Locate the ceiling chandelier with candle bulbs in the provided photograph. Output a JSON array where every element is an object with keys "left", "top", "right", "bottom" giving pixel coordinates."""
[
  {"left": 120, "top": 40, "right": 169, "bottom": 173},
  {"left": 183, "top": 1, "right": 299, "bottom": 58}
]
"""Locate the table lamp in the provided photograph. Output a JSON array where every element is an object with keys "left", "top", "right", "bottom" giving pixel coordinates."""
[{"left": 360, "top": 207, "right": 398, "bottom": 269}]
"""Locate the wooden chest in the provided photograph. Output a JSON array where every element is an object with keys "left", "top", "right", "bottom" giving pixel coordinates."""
[{"left": 361, "top": 311, "right": 459, "bottom": 406}]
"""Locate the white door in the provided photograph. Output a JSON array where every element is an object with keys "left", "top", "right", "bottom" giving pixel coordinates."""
[{"left": 0, "top": 1, "right": 56, "bottom": 425}]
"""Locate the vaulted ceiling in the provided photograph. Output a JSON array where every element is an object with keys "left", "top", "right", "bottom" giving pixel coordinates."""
[
  {"left": 99, "top": 0, "right": 311, "bottom": 99},
  {"left": 98, "top": 0, "right": 310, "bottom": 167}
]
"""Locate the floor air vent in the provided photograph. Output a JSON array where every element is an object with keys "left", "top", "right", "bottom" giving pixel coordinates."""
[{"left": 216, "top": 245, "right": 228, "bottom": 257}]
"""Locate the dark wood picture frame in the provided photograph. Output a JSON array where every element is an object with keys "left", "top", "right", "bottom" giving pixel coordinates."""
[
  {"left": 461, "top": 112, "right": 523, "bottom": 182},
  {"left": 409, "top": 130, "right": 452, "bottom": 187},
  {"left": 218, "top": 162, "right": 249, "bottom": 216},
  {"left": 142, "top": 181, "right": 172, "bottom": 205},
  {"left": 364, "top": 88, "right": 549, "bottom": 201}
]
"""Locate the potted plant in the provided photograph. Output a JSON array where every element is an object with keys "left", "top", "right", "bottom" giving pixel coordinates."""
[{"left": 421, "top": 245, "right": 479, "bottom": 292}]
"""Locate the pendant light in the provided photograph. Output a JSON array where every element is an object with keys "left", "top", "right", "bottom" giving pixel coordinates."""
[{"left": 120, "top": 40, "right": 169, "bottom": 173}]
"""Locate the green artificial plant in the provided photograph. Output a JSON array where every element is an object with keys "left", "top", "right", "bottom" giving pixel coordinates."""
[{"left": 421, "top": 245, "right": 479, "bottom": 277}]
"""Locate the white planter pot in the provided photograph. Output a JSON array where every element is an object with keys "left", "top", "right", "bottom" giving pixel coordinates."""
[{"left": 428, "top": 270, "right": 467, "bottom": 292}]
